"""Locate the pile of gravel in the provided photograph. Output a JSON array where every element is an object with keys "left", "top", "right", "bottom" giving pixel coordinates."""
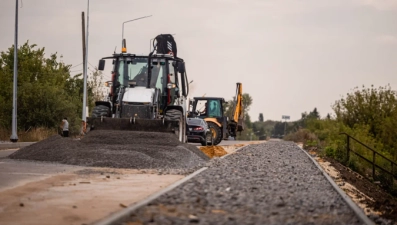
[
  {"left": 9, "top": 130, "right": 208, "bottom": 172},
  {"left": 121, "top": 141, "right": 363, "bottom": 225}
]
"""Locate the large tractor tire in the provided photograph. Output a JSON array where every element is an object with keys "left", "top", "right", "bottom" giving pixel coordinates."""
[
  {"left": 165, "top": 109, "right": 186, "bottom": 143},
  {"left": 207, "top": 121, "right": 222, "bottom": 145},
  {"left": 165, "top": 109, "right": 182, "bottom": 121},
  {"left": 91, "top": 105, "right": 110, "bottom": 118}
]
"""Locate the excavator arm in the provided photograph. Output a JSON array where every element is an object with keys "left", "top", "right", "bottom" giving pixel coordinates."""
[{"left": 231, "top": 82, "right": 244, "bottom": 132}]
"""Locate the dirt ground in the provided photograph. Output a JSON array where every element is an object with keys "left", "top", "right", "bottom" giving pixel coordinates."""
[
  {"left": 325, "top": 157, "right": 397, "bottom": 222},
  {"left": 0, "top": 167, "right": 183, "bottom": 225},
  {"left": 304, "top": 146, "right": 397, "bottom": 224}
]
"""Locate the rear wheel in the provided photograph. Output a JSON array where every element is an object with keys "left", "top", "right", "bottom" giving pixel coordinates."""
[
  {"left": 91, "top": 105, "right": 110, "bottom": 118},
  {"left": 207, "top": 121, "right": 222, "bottom": 145}
]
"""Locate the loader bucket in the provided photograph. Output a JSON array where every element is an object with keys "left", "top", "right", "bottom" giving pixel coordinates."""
[{"left": 87, "top": 117, "right": 179, "bottom": 133}]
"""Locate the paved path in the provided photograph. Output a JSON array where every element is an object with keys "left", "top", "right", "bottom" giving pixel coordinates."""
[
  {"left": 0, "top": 159, "right": 184, "bottom": 225},
  {"left": 0, "top": 142, "right": 35, "bottom": 150}
]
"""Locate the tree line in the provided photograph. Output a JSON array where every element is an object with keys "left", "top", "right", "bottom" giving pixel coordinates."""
[{"left": 0, "top": 41, "right": 103, "bottom": 137}]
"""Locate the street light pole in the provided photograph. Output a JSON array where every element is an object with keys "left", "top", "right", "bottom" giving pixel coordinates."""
[
  {"left": 10, "top": 0, "right": 19, "bottom": 142},
  {"left": 121, "top": 15, "right": 152, "bottom": 51}
]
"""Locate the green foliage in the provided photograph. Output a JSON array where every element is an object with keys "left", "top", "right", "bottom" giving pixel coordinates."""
[
  {"left": 252, "top": 120, "right": 277, "bottom": 139},
  {"left": 305, "top": 140, "right": 318, "bottom": 148},
  {"left": 324, "top": 146, "right": 334, "bottom": 157},
  {"left": 333, "top": 85, "right": 397, "bottom": 161},
  {"left": 258, "top": 113, "right": 264, "bottom": 122},
  {"left": 242, "top": 93, "right": 252, "bottom": 113},
  {"left": 245, "top": 112, "right": 252, "bottom": 129},
  {"left": 0, "top": 41, "right": 98, "bottom": 137},
  {"left": 285, "top": 85, "right": 397, "bottom": 195},
  {"left": 88, "top": 68, "right": 105, "bottom": 102}
]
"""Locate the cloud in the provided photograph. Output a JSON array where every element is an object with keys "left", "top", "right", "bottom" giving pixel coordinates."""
[
  {"left": 355, "top": 0, "right": 397, "bottom": 11},
  {"left": 376, "top": 35, "right": 397, "bottom": 44}
]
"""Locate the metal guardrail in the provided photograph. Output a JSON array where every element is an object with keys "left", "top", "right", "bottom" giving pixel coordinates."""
[{"left": 340, "top": 132, "right": 396, "bottom": 186}]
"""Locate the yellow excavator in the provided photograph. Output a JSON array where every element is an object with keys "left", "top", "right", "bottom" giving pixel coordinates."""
[{"left": 188, "top": 83, "right": 244, "bottom": 145}]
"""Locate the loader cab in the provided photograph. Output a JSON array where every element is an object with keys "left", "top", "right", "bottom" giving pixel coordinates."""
[
  {"left": 191, "top": 97, "right": 225, "bottom": 119},
  {"left": 98, "top": 53, "right": 188, "bottom": 116}
]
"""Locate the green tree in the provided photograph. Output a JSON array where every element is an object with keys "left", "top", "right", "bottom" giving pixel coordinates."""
[
  {"left": 88, "top": 67, "right": 105, "bottom": 103},
  {"left": 333, "top": 85, "right": 397, "bottom": 159},
  {"left": 259, "top": 113, "right": 264, "bottom": 122},
  {"left": 245, "top": 112, "right": 252, "bottom": 129},
  {"left": 309, "top": 107, "right": 320, "bottom": 119},
  {"left": 223, "top": 99, "right": 235, "bottom": 119},
  {"left": 0, "top": 41, "right": 94, "bottom": 135},
  {"left": 242, "top": 93, "right": 253, "bottom": 113}
]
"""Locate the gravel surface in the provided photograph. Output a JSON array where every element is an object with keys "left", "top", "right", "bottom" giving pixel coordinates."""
[
  {"left": 120, "top": 141, "right": 364, "bottom": 225},
  {"left": 8, "top": 130, "right": 208, "bottom": 173}
]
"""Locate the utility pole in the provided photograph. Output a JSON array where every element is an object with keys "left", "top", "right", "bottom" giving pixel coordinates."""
[
  {"left": 82, "top": 0, "right": 89, "bottom": 132},
  {"left": 81, "top": 11, "right": 86, "bottom": 134},
  {"left": 10, "top": 0, "right": 19, "bottom": 142}
]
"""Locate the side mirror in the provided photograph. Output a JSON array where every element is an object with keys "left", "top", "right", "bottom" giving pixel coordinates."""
[
  {"left": 98, "top": 59, "right": 105, "bottom": 71},
  {"left": 177, "top": 61, "right": 185, "bottom": 74}
]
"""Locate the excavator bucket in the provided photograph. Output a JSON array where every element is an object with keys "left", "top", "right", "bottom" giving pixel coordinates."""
[{"left": 87, "top": 117, "right": 179, "bottom": 133}]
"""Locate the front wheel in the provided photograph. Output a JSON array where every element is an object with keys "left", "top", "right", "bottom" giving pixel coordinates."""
[
  {"left": 165, "top": 109, "right": 185, "bottom": 143},
  {"left": 91, "top": 105, "right": 110, "bottom": 118},
  {"left": 207, "top": 122, "right": 222, "bottom": 145}
]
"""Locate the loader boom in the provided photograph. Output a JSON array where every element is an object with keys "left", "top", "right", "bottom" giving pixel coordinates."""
[{"left": 231, "top": 82, "right": 244, "bottom": 131}]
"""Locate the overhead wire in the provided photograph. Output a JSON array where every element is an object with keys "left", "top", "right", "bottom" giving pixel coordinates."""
[
  {"left": 70, "top": 69, "right": 83, "bottom": 73},
  {"left": 88, "top": 62, "right": 96, "bottom": 69},
  {"left": 70, "top": 62, "right": 83, "bottom": 69}
]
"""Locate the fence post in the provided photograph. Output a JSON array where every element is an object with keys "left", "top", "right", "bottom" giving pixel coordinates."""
[
  {"left": 346, "top": 135, "right": 350, "bottom": 162},
  {"left": 390, "top": 161, "right": 394, "bottom": 189},
  {"left": 372, "top": 151, "right": 376, "bottom": 180}
]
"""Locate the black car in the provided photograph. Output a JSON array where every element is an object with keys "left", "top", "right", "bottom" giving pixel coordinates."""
[{"left": 186, "top": 118, "right": 213, "bottom": 146}]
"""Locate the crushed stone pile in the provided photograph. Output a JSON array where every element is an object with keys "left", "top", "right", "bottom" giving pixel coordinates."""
[
  {"left": 199, "top": 146, "right": 227, "bottom": 158},
  {"left": 9, "top": 130, "right": 209, "bottom": 172}
]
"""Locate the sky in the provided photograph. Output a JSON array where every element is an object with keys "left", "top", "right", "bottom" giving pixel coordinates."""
[{"left": 1, "top": 0, "right": 396, "bottom": 122}]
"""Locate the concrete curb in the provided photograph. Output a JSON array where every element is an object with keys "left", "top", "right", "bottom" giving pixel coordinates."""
[
  {"left": 297, "top": 143, "right": 374, "bottom": 225},
  {"left": 0, "top": 142, "right": 35, "bottom": 150},
  {"left": 94, "top": 167, "right": 209, "bottom": 225}
]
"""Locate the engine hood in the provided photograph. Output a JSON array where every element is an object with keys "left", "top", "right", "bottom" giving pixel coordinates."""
[{"left": 122, "top": 87, "right": 155, "bottom": 103}]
